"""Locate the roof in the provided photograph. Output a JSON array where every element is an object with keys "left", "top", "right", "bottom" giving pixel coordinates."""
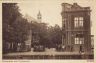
[{"left": 61, "top": 3, "right": 91, "bottom": 12}]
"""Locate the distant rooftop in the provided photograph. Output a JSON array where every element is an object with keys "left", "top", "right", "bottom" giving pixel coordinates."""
[{"left": 24, "top": 14, "right": 38, "bottom": 23}]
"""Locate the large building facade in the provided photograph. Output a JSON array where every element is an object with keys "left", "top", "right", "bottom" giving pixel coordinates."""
[{"left": 61, "top": 3, "right": 91, "bottom": 53}]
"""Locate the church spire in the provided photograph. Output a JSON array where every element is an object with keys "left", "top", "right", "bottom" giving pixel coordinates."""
[{"left": 37, "top": 11, "right": 42, "bottom": 23}]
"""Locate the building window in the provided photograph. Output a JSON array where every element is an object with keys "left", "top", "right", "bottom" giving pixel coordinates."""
[
  {"left": 75, "top": 37, "right": 84, "bottom": 44},
  {"left": 74, "top": 17, "right": 83, "bottom": 28},
  {"left": 62, "top": 18, "right": 66, "bottom": 28},
  {"left": 74, "top": 17, "right": 78, "bottom": 28},
  {"left": 79, "top": 17, "right": 83, "bottom": 27},
  {"left": 75, "top": 37, "right": 79, "bottom": 44}
]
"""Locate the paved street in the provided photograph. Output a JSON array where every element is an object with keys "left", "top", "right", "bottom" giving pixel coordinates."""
[
  {"left": 4, "top": 52, "right": 77, "bottom": 56},
  {"left": 4, "top": 51, "right": 92, "bottom": 56},
  {"left": 3, "top": 51, "right": 94, "bottom": 59}
]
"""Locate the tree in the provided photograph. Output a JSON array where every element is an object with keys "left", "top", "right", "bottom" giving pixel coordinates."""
[
  {"left": 2, "top": 3, "right": 30, "bottom": 53},
  {"left": 46, "top": 24, "right": 62, "bottom": 48},
  {"left": 39, "top": 23, "right": 48, "bottom": 46},
  {"left": 53, "top": 24, "right": 62, "bottom": 45},
  {"left": 31, "top": 22, "right": 48, "bottom": 48}
]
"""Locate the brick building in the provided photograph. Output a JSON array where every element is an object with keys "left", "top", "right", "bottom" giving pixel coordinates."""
[{"left": 61, "top": 3, "right": 92, "bottom": 53}]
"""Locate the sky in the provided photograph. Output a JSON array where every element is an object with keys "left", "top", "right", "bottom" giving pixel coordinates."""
[{"left": 18, "top": 0, "right": 96, "bottom": 35}]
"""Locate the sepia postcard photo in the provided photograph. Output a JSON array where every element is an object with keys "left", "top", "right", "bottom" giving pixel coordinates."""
[{"left": 1, "top": 0, "right": 96, "bottom": 63}]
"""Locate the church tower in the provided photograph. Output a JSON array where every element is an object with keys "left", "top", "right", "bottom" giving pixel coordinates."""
[{"left": 37, "top": 11, "right": 42, "bottom": 23}]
